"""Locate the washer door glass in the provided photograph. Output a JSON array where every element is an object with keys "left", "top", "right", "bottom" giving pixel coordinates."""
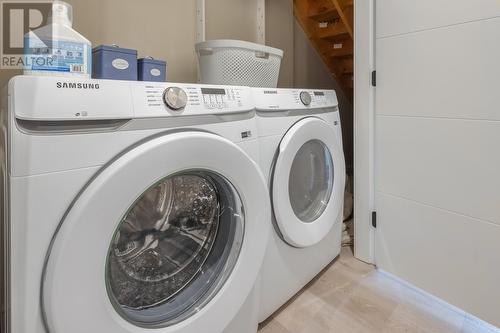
[
  {"left": 106, "top": 171, "right": 244, "bottom": 328},
  {"left": 288, "top": 139, "right": 334, "bottom": 223}
]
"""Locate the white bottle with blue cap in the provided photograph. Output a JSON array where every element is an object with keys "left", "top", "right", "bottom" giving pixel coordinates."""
[{"left": 24, "top": 1, "right": 92, "bottom": 78}]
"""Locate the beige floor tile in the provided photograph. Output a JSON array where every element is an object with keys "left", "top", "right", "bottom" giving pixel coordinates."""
[
  {"left": 325, "top": 284, "right": 399, "bottom": 332},
  {"left": 384, "top": 304, "right": 463, "bottom": 333},
  {"left": 258, "top": 319, "right": 290, "bottom": 333},
  {"left": 308, "top": 270, "right": 358, "bottom": 308},
  {"left": 258, "top": 247, "right": 500, "bottom": 333},
  {"left": 272, "top": 291, "right": 329, "bottom": 333}
]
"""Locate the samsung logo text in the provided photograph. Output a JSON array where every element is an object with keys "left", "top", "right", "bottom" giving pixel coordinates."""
[{"left": 56, "top": 82, "right": 100, "bottom": 89}]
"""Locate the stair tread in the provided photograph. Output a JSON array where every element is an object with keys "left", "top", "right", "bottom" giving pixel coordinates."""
[
  {"left": 325, "top": 40, "right": 353, "bottom": 57},
  {"left": 308, "top": 8, "right": 340, "bottom": 21},
  {"left": 317, "top": 28, "right": 350, "bottom": 40},
  {"left": 308, "top": 0, "right": 353, "bottom": 21},
  {"left": 342, "top": 0, "right": 354, "bottom": 8},
  {"left": 329, "top": 49, "right": 353, "bottom": 58}
]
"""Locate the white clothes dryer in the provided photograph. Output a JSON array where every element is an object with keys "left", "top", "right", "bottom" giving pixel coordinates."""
[
  {"left": 0, "top": 76, "right": 270, "bottom": 333},
  {"left": 252, "top": 88, "right": 346, "bottom": 322}
]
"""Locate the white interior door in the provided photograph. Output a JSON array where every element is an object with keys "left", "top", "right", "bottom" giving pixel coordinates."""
[{"left": 374, "top": 0, "right": 500, "bottom": 327}]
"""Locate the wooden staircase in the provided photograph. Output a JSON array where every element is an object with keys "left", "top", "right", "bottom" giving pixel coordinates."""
[{"left": 294, "top": 0, "right": 354, "bottom": 102}]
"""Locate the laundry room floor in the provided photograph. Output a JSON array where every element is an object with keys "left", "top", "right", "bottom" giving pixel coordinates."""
[{"left": 258, "top": 247, "right": 496, "bottom": 333}]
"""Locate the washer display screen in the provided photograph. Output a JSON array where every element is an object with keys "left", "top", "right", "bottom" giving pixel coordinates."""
[{"left": 201, "top": 88, "right": 226, "bottom": 95}]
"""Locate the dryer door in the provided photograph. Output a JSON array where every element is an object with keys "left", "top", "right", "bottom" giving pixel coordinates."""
[
  {"left": 272, "top": 117, "right": 345, "bottom": 248},
  {"left": 42, "top": 131, "right": 270, "bottom": 333}
]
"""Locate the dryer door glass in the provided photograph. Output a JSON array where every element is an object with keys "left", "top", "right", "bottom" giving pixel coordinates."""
[
  {"left": 288, "top": 140, "right": 334, "bottom": 223},
  {"left": 106, "top": 171, "right": 244, "bottom": 328}
]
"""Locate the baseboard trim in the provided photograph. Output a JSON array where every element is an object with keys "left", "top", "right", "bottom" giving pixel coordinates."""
[{"left": 378, "top": 269, "right": 499, "bottom": 332}]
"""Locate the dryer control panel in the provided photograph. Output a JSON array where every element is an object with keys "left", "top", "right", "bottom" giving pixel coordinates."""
[{"left": 252, "top": 88, "right": 338, "bottom": 112}]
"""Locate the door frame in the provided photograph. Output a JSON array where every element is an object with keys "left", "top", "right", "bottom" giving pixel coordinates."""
[{"left": 353, "top": 0, "right": 376, "bottom": 264}]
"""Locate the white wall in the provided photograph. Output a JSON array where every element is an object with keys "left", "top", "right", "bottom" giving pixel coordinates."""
[
  {"left": 374, "top": 0, "right": 500, "bottom": 327},
  {"left": 205, "top": 0, "right": 258, "bottom": 42},
  {"left": 265, "top": 0, "right": 294, "bottom": 88},
  {"left": 0, "top": 0, "right": 261, "bottom": 89}
]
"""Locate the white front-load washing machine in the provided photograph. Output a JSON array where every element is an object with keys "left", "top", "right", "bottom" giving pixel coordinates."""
[
  {"left": 0, "top": 76, "right": 270, "bottom": 333},
  {"left": 252, "top": 88, "right": 346, "bottom": 322}
]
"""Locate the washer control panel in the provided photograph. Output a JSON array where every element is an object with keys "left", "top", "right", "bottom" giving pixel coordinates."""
[
  {"left": 9, "top": 77, "right": 253, "bottom": 121},
  {"left": 252, "top": 88, "right": 338, "bottom": 111},
  {"left": 134, "top": 83, "right": 251, "bottom": 118},
  {"left": 200, "top": 87, "right": 243, "bottom": 110}
]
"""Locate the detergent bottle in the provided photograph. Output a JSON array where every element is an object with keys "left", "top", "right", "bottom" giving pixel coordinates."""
[{"left": 24, "top": 1, "right": 92, "bottom": 78}]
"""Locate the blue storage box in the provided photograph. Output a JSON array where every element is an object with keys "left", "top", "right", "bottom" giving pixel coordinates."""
[
  {"left": 92, "top": 45, "right": 138, "bottom": 81},
  {"left": 138, "top": 57, "right": 167, "bottom": 82}
]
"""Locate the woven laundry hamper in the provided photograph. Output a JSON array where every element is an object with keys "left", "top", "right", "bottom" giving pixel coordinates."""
[{"left": 196, "top": 39, "right": 283, "bottom": 88}]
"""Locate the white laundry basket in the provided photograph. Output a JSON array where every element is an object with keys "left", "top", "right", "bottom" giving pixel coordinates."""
[{"left": 196, "top": 40, "right": 284, "bottom": 88}]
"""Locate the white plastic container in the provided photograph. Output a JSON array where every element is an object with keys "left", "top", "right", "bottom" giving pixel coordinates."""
[
  {"left": 195, "top": 40, "right": 283, "bottom": 88},
  {"left": 23, "top": 1, "right": 91, "bottom": 78}
]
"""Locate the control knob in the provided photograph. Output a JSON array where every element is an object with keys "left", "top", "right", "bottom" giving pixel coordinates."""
[
  {"left": 163, "top": 87, "right": 188, "bottom": 110},
  {"left": 299, "top": 91, "right": 312, "bottom": 106}
]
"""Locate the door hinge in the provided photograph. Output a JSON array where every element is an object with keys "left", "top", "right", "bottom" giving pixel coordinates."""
[
  {"left": 371, "top": 211, "right": 377, "bottom": 228},
  {"left": 371, "top": 70, "right": 376, "bottom": 87}
]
